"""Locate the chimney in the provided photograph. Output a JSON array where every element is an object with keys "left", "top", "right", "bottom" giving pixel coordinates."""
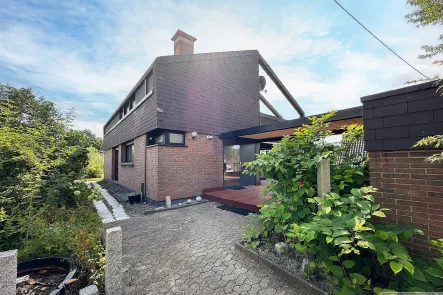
[{"left": 171, "top": 29, "right": 197, "bottom": 55}]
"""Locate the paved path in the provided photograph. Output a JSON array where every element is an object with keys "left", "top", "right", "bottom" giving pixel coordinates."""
[
  {"left": 93, "top": 183, "right": 129, "bottom": 223},
  {"left": 110, "top": 202, "right": 306, "bottom": 295}
]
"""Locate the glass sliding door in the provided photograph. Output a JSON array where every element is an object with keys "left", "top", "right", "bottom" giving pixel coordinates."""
[{"left": 223, "top": 145, "right": 240, "bottom": 187}]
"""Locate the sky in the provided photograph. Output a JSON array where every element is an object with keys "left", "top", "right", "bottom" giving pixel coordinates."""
[{"left": 1, "top": 0, "right": 442, "bottom": 137}]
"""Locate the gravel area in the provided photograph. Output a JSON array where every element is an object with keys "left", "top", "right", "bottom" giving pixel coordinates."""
[
  {"left": 107, "top": 202, "right": 307, "bottom": 295},
  {"left": 98, "top": 180, "right": 155, "bottom": 217},
  {"left": 97, "top": 180, "right": 210, "bottom": 217},
  {"left": 258, "top": 245, "right": 333, "bottom": 294}
]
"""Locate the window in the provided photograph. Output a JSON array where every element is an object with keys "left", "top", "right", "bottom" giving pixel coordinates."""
[
  {"left": 125, "top": 144, "right": 134, "bottom": 162},
  {"left": 147, "top": 130, "right": 185, "bottom": 146},
  {"left": 155, "top": 134, "right": 165, "bottom": 144},
  {"left": 169, "top": 132, "right": 185, "bottom": 145}
]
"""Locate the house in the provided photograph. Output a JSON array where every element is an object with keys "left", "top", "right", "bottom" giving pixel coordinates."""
[{"left": 103, "top": 30, "right": 304, "bottom": 203}]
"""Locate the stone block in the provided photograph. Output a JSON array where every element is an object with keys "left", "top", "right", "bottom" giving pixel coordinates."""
[
  {"left": 105, "top": 227, "right": 122, "bottom": 295},
  {"left": 0, "top": 249, "right": 17, "bottom": 295},
  {"left": 165, "top": 196, "right": 171, "bottom": 208},
  {"left": 274, "top": 242, "right": 287, "bottom": 255},
  {"left": 317, "top": 158, "right": 330, "bottom": 197},
  {"left": 80, "top": 285, "right": 99, "bottom": 295}
]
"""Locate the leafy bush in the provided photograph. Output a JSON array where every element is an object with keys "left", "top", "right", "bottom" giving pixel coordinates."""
[
  {"left": 85, "top": 147, "right": 104, "bottom": 179},
  {"left": 0, "top": 85, "right": 105, "bottom": 290},
  {"left": 19, "top": 180, "right": 104, "bottom": 289},
  {"left": 242, "top": 111, "right": 440, "bottom": 294},
  {"left": 287, "top": 187, "right": 422, "bottom": 294},
  {"left": 244, "top": 111, "right": 368, "bottom": 239}
]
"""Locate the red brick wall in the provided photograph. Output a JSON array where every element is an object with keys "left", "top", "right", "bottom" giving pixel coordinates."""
[
  {"left": 116, "top": 135, "right": 146, "bottom": 193},
  {"left": 104, "top": 149, "right": 113, "bottom": 180},
  {"left": 369, "top": 150, "right": 443, "bottom": 255},
  {"left": 146, "top": 145, "right": 159, "bottom": 200},
  {"left": 156, "top": 132, "right": 223, "bottom": 201}
]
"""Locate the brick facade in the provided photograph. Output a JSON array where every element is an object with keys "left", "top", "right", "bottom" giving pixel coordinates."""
[
  {"left": 104, "top": 149, "right": 113, "bottom": 180},
  {"left": 369, "top": 150, "right": 443, "bottom": 255},
  {"left": 146, "top": 145, "right": 159, "bottom": 200},
  {"left": 104, "top": 132, "right": 223, "bottom": 202},
  {"left": 117, "top": 135, "right": 147, "bottom": 193},
  {"left": 156, "top": 132, "right": 223, "bottom": 201}
]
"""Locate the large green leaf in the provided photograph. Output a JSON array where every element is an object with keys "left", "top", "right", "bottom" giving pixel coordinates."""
[
  {"left": 426, "top": 267, "right": 443, "bottom": 278},
  {"left": 379, "top": 231, "right": 389, "bottom": 240},
  {"left": 329, "top": 265, "right": 344, "bottom": 277},
  {"left": 282, "top": 212, "right": 291, "bottom": 220},
  {"left": 334, "top": 236, "right": 352, "bottom": 246},
  {"left": 390, "top": 261, "right": 403, "bottom": 275},
  {"left": 342, "top": 260, "right": 355, "bottom": 268},
  {"left": 400, "top": 259, "right": 414, "bottom": 275},
  {"left": 336, "top": 285, "right": 354, "bottom": 295},
  {"left": 372, "top": 211, "right": 386, "bottom": 217},
  {"left": 412, "top": 267, "right": 428, "bottom": 282},
  {"left": 350, "top": 273, "right": 367, "bottom": 284}
]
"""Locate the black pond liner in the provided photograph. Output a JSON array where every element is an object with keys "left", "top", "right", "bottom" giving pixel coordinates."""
[{"left": 17, "top": 257, "right": 77, "bottom": 295}]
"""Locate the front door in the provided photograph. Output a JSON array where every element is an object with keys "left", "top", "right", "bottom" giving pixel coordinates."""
[
  {"left": 114, "top": 149, "right": 119, "bottom": 181},
  {"left": 224, "top": 145, "right": 240, "bottom": 187},
  {"left": 240, "top": 144, "right": 257, "bottom": 186}
]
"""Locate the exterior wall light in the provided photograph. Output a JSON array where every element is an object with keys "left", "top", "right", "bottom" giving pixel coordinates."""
[
  {"left": 191, "top": 131, "right": 198, "bottom": 139},
  {"left": 207, "top": 135, "right": 213, "bottom": 140}
]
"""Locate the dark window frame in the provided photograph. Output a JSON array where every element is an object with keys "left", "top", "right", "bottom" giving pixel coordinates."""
[
  {"left": 125, "top": 143, "right": 134, "bottom": 162},
  {"left": 147, "top": 129, "right": 186, "bottom": 146}
]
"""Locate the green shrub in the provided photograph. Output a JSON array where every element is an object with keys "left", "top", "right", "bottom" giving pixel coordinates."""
[
  {"left": 19, "top": 180, "right": 104, "bottom": 289},
  {"left": 242, "top": 111, "right": 439, "bottom": 294},
  {"left": 85, "top": 147, "right": 104, "bottom": 179},
  {"left": 287, "top": 187, "right": 422, "bottom": 294}
]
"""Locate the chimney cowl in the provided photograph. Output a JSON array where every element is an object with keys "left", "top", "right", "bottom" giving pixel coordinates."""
[{"left": 171, "top": 29, "right": 197, "bottom": 55}]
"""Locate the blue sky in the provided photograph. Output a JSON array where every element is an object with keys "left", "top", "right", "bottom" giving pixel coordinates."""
[{"left": 1, "top": 0, "right": 442, "bottom": 136}]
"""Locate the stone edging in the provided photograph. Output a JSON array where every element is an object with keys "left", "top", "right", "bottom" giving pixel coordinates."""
[
  {"left": 235, "top": 242, "right": 328, "bottom": 295},
  {"left": 144, "top": 200, "right": 210, "bottom": 215}
]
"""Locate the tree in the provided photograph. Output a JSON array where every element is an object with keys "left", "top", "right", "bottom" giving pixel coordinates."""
[
  {"left": 65, "top": 129, "right": 103, "bottom": 151},
  {"left": 406, "top": 0, "right": 443, "bottom": 94},
  {"left": 0, "top": 84, "right": 90, "bottom": 249}
]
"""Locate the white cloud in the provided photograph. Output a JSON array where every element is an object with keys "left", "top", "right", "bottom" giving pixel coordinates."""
[
  {"left": 72, "top": 120, "right": 104, "bottom": 138},
  {"left": 1, "top": 0, "right": 442, "bottom": 132}
]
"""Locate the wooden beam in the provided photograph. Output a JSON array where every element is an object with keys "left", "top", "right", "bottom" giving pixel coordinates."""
[
  {"left": 258, "top": 54, "right": 305, "bottom": 117},
  {"left": 259, "top": 93, "right": 283, "bottom": 118}
]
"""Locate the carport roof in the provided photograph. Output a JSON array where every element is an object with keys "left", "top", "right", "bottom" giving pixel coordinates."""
[{"left": 219, "top": 106, "right": 363, "bottom": 140}]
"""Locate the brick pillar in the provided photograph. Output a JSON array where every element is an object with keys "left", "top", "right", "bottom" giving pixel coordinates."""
[{"left": 369, "top": 150, "right": 443, "bottom": 255}]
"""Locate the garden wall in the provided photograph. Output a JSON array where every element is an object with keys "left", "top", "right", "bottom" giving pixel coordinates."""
[{"left": 362, "top": 81, "right": 443, "bottom": 255}]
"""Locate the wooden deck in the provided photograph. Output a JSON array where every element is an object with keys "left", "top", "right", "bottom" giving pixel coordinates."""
[{"left": 203, "top": 185, "right": 269, "bottom": 212}]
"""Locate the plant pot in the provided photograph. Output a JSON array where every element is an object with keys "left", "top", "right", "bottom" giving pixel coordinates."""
[
  {"left": 128, "top": 193, "right": 142, "bottom": 204},
  {"left": 17, "top": 257, "right": 77, "bottom": 295}
]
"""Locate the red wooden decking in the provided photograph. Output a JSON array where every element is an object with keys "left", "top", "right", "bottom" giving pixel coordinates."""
[{"left": 203, "top": 185, "right": 269, "bottom": 212}]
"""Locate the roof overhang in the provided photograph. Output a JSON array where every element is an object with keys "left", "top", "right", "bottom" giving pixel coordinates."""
[{"left": 219, "top": 106, "right": 363, "bottom": 141}]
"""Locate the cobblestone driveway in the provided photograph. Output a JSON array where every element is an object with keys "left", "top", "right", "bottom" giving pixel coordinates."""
[{"left": 113, "top": 202, "right": 306, "bottom": 295}]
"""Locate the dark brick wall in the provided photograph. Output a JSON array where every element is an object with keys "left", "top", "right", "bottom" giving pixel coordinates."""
[
  {"left": 362, "top": 81, "right": 443, "bottom": 255},
  {"left": 117, "top": 135, "right": 146, "bottom": 193},
  {"left": 369, "top": 151, "right": 443, "bottom": 255},
  {"left": 362, "top": 82, "right": 441, "bottom": 151},
  {"left": 155, "top": 51, "right": 260, "bottom": 135},
  {"left": 260, "top": 113, "right": 285, "bottom": 125},
  {"left": 103, "top": 66, "right": 158, "bottom": 151}
]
